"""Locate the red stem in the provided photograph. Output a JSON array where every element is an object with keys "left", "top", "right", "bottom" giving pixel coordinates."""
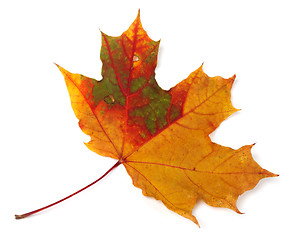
[{"left": 15, "top": 161, "right": 122, "bottom": 219}]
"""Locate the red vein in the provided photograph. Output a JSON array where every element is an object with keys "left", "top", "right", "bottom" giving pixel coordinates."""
[
  {"left": 124, "top": 161, "right": 265, "bottom": 175},
  {"left": 124, "top": 34, "right": 133, "bottom": 44},
  {"left": 123, "top": 80, "right": 234, "bottom": 160},
  {"left": 184, "top": 79, "right": 234, "bottom": 117},
  {"left": 128, "top": 78, "right": 150, "bottom": 98},
  {"left": 121, "top": 17, "right": 140, "bottom": 157},
  {"left": 175, "top": 122, "right": 199, "bottom": 130},
  {"left": 62, "top": 70, "right": 121, "bottom": 158},
  {"left": 127, "top": 43, "right": 159, "bottom": 98},
  {"left": 140, "top": 42, "right": 159, "bottom": 65},
  {"left": 192, "top": 109, "right": 235, "bottom": 116},
  {"left": 211, "top": 153, "right": 235, "bottom": 172},
  {"left": 102, "top": 34, "right": 127, "bottom": 97},
  {"left": 218, "top": 176, "right": 241, "bottom": 192},
  {"left": 183, "top": 170, "right": 238, "bottom": 211},
  {"left": 127, "top": 19, "right": 139, "bottom": 95},
  {"left": 121, "top": 36, "right": 131, "bottom": 60},
  {"left": 193, "top": 150, "right": 215, "bottom": 169},
  {"left": 181, "top": 69, "right": 201, "bottom": 113},
  {"left": 124, "top": 163, "right": 179, "bottom": 209}
]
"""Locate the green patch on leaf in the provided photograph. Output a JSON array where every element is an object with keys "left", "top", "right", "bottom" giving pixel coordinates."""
[
  {"left": 130, "top": 77, "right": 147, "bottom": 93},
  {"left": 145, "top": 117, "right": 157, "bottom": 134}
]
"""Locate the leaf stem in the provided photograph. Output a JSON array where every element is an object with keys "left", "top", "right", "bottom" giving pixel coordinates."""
[{"left": 15, "top": 161, "right": 122, "bottom": 219}]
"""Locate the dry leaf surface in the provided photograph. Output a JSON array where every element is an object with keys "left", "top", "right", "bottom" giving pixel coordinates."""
[{"left": 57, "top": 11, "right": 276, "bottom": 226}]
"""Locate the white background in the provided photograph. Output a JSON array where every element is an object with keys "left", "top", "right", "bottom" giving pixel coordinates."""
[{"left": 0, "top": 0, "right": 287, "bottom": 239}]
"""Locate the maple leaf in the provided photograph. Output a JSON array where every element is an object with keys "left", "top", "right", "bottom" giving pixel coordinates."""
[{"left": 16, "top": 11, "right": 277, "bottom": 226}]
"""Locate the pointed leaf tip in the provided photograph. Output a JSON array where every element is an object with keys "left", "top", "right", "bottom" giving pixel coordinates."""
[{"left": 55, "top": 12, "right": 278, "bottom": 226}]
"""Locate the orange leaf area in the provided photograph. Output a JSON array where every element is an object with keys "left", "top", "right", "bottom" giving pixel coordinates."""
[{"left": 57, "top": 11, "right": 277, "bottom": 226}]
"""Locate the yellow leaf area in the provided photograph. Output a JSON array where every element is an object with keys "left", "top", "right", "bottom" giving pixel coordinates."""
[
  {"left": 123, "top": 69, "right": 276, "bottom": 226},
  {"left": 57, "top": 11, "right": 277, "bottom": 226}
]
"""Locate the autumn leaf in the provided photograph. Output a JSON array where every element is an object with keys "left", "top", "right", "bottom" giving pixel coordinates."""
[{"left": 16, "top": 11, "right": 277, "bottom": 226}]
